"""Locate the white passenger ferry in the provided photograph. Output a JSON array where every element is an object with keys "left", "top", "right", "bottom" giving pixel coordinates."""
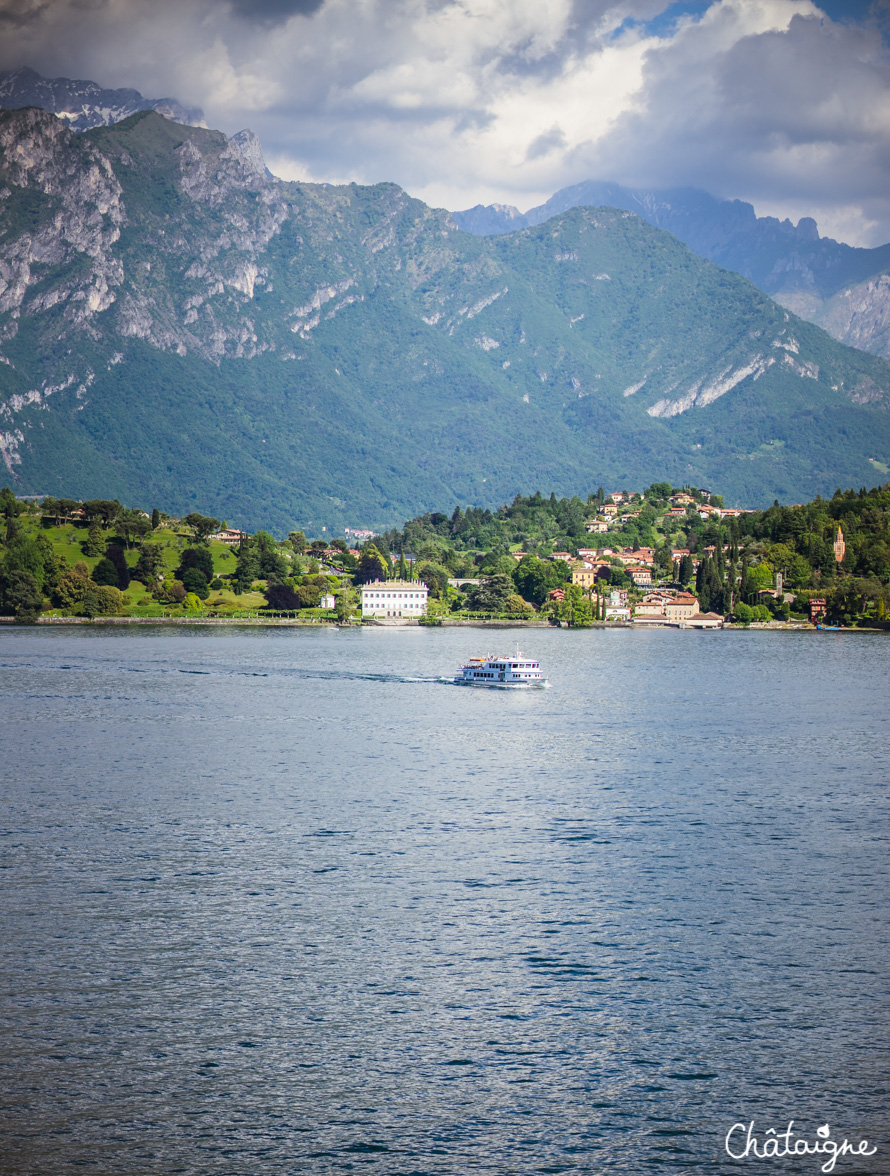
[{"left": 453, "top": 652, "right": 548, "bottom": 688}]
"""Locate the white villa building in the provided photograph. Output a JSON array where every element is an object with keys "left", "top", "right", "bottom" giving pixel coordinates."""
[{"left": 361, "top": 580, "right": 429, "bottom": 618}]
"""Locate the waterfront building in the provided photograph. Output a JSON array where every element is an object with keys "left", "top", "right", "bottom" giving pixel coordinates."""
[
  {"left": 809, "top": 597, "right": 827, "bottom": 622},
  {"left": 664, "top": 593, "right": 700, "bottom": 621},
  {"left": 361, "top": 580, "right": 428, "bottom": 618},
  {"left": 685, "top": 612, "right": 724, "bottom": 628},
  {"left": 633, "top": 593, "right": 674, "bottom": 618}
]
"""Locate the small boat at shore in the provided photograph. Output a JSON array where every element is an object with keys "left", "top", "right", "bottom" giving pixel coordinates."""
[{"left": 453, "top": 651, "right": 548, "bottom": 688}]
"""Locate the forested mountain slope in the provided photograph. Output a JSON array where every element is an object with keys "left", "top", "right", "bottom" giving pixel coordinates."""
[
  {"left": 1, "top": 108, "right": 890, "bottom": 531},
  {"left": 454, "top": 182, "right": 890, "bottom": 363}
]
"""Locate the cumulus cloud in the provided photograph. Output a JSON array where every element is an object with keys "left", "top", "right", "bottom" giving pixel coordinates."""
[{"left": 0, "top": 0, "right": 888, "bottom": 243}]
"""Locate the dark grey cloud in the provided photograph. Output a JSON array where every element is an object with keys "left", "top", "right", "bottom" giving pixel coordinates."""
[
  {"left": 526, "top": 125, "right": 568, "bottom": 161},
  {"left": 0, "top": 1, "right": 51, "bottom": 28},
  {"left": 228, "top": 0, "right": 325, "bottom": 25}
]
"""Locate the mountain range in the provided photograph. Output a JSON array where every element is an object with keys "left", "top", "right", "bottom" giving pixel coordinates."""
[
  {"left": 454, "top": 183, "right": 890, "bottom": 363},
  {"left": 0, "top": 106, "right": 889, "bottom": 532},
  {"left": 0, "top": 66, "right": 206, "bottom": 133}
]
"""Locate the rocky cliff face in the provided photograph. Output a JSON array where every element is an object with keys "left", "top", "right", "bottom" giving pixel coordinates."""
[{"left": 0, "top": 107, "right": 889, "bottom": 528}]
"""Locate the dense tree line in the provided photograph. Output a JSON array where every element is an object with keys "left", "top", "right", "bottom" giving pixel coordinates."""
[{"left": 3, "top": 482, "right": 890, "bottom": 624}]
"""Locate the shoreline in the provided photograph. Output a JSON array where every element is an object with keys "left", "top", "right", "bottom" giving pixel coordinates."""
[{"left": 1, "top": 616, "right": 883, "bottom": 632}]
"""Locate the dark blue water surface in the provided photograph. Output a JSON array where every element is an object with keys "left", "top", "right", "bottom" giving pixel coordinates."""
[{"left": 0, "top": 625, "right": 887, "bottom": 1175}]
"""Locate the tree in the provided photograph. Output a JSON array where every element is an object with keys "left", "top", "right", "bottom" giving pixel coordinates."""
[
  {"left": 294, "top": 584, "right": 322, "bottom": 608},
  {"left": 335, "top": 587, "right": 356, "bottom": 622},
  {"left": 92, "top": 557, "right": 120, "bottom": 587},
  {"left": 117, "top": 509, "right": 151, "bottom": 549},
  {"left": 151, "top": 508, "right": 161, "bottom": 530},
  {"left": 289, "top": 531, "right": 307, "bottom": 554},
  {"left": 177, "top": 547, "right": 214, "bottom": 582},
  {"left": 104, "top": 545, "right": 130, "bottom": 590},
  {"left": 234, "top": 544, "right": 260, "bottom": 592},
  {"left": 0, "top": 486, "right": 21, "bottom": 520},
  {"left": 505, "top": 593, "right": 534, "bottom": 615},
  {"left": 416, "top": 561, "right": 450, "bottom": 598},
  {"left": 512, "top": 555, "right": 566, "bottom": 606},
  {"left": 181, "top": 568, "right": 210, "bottom": 599},
  {"left": 133, "top": 544, "right": 165, "bottom": 585},
  {"left": 152, "top": 579, "right": 187, "bottom": 605},
  {"left": 0, "top": 568, "right": 43, "bottom": 620},
  {"left": 83, "top": 499, "right": 121, "bottom": 526},
  {"left": 655, "top": 543, "right": 674, "bottom": 579},
  {"left": 54, "top": 566, "right": 92, "bottom": 611},
  {"left": 356, "top": 544, "right": 389, "bottom": 584},
  {"left": 82, "top": 585, "right": 125, "bottom": 618},
  {"left": 467, "top": 573, "right": 513, "bottom": 612},
  {"left": 83, "top": 524, "right": 105, "bottom": 557},
  {"left": 559, "top": 585, "right": 593, "bottom": 627},
  {"left": 183, "top": 513, "right": 221, "bottom": 544}
]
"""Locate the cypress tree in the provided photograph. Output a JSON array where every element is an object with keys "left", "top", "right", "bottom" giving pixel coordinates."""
[
  {"left": 83, "top": 524, "right": 105, "bottom": 557},
  {"left": 725, "top": 560, "right": 736, "bottom": 613},
  {"left": 707, "top": 559, "right": 723, "bottom": 614},
  {"left": 697, "top": 555, "right": 711, "bottom": 612},
  {"left": 105, "top": 544, "right": 130, "bottom": 590}
]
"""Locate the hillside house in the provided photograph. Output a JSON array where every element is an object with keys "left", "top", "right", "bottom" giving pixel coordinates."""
[
  {"left": 210, "top": 528, "right": 248, "bottom": 546},
  {"left": 627, "top": 566, "right": 653, "bottom": 586}
]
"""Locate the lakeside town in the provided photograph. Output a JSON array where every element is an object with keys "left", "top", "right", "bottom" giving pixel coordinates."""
[{"left": 0, "top": 480, "right": 887, "bottom": 628}]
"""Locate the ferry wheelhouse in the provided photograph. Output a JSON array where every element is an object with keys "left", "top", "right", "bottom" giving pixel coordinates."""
[{"left": 453, "top": 652, "right": 548, "bottom": 688}]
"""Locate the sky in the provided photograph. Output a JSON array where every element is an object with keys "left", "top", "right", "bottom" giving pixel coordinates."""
[{"left": 1, "top": 0, "right": 889, "bottom": 245}]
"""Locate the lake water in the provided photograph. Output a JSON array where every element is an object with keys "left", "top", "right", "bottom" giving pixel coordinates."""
[{"left": 0, "top": 625, "right": 887, "bottom": 1175}]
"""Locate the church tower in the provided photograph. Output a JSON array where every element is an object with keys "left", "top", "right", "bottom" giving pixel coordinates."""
[{"left": 834, "top": 525, "right": 846, "bottom": 563}]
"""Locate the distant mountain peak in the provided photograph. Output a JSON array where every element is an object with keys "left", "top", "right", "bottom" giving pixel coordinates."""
[
  {"left": 452, "top": 181, "right": 890, "bottom": 362},
  {"left": 0, "top": 65, "right": 206, "bottom": 132}
]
